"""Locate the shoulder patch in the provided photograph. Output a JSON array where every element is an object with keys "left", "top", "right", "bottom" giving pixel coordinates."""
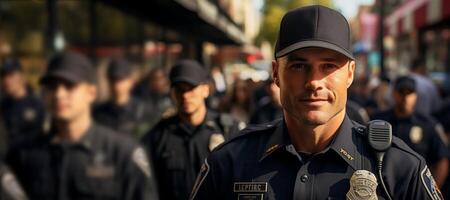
[
  {"left": 132, "top": 147, "right": 151, "bottom": 177},
  {"left": 2, "top": 172, "right": 28, "bottom": 200},
  {"left": 189, "top": 159, "right": 210, "bottom": 200},
  {"left": 421, "top": 166, "right": 443, "bottom": 200}
]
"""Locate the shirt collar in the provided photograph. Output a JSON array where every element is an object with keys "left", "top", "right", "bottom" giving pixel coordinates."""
[
  {"left": 259, "top": 119, "right": 291, "bottom": 162},
  {"left": 259, "top": 115, "right": 364, "bottom": 170},
  {"left": 49, "top": 122, "right": 97, "bottom": 151}
]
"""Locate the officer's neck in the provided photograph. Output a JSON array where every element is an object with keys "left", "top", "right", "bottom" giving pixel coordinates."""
[
  {"left": 285, "top": 110, "right": 345, "bottom": 154},
  {"left": 394, "top": 107, "right": 413, "bottom": 119},
  {"left": 179, "top": 105, "right": 207, "bottom": 126},
  {"left": 55, "top": 112, "right": 92, "bottom": 142},
  {"left": 112, "top": 92, "right": 130, "bottom": 107}
]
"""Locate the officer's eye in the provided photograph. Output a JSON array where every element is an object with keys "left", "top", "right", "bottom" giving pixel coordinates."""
[
  {"left": 321, "top": 63, "right": 338, "bottom": 72},
  {"left": 288, "top": 63, "right": 308, "bottom": 71}
]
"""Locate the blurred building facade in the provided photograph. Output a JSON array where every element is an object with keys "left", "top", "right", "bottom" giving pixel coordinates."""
[{"left": 384, "top": 0, "right": 450, "bottom": 77}]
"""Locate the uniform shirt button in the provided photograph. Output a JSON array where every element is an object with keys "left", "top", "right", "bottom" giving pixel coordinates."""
[{"left": 300, "top": 174, "right": 309, "bottom": 182}]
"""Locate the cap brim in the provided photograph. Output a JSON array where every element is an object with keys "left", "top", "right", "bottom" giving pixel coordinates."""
[
  {"left": 275, "top": 40, "right": 354, "bottom": 60},
  {"left": 39, "top": 71, "right": 83, "bottom": 85},
  {"left": 171, "top": 77, "right": 203, "bottom": 87}
]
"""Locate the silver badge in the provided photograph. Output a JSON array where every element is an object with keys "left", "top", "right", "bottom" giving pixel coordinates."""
[
  {"left": 346, "top": 170, "right": 378, "bottom": 200},
  {"left": 409, "top": 126, "right": 423, "bottom": 144},
  {"left": 209, "top": 133, "right": 225, "bottom": 151},
  {"left": 23, "top": 108, "right": 36, "bottom": 121}
]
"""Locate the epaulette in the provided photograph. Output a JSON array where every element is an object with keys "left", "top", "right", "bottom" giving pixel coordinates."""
[
  {"left": 390, "top": 136, "right": 424, "bottom": 161},
  {"left": 211, "top": 119, "right": 282, "bottom": 152}
]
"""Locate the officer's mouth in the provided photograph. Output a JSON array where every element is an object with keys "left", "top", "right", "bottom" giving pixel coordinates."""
[{"left": 298, "top": 99, "right": 328, "bottom": 106}]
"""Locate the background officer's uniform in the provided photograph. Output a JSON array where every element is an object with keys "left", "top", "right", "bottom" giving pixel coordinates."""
[
  {"left": 191, "top": 116, "right": 439, "bottom": 200},
  {"left": 7, "top": 123, "right": 157, "bottom": 200},
  {"left": 142, "top": 110, "right": 238, "bottom": 200}
]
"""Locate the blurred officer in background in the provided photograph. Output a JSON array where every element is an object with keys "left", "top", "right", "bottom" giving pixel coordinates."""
[
  {"left": 6, "top": 52, "right": 158, "bottom": 200},
  {"left": 249, "top": 79, "right": 282, "bottom": 124},
  {"left": 0, "top": 59, "right": 45, "bottom": 148},
  {"left": 191, "top": 6, "right": 442, "bottom": 200},
  {"left": 93, "top": 58, "right": 153, "bottom": 139},
  {"left": 409, "top": 59, "right": 442, "bottom": 115},
  {"left": 132, "top": 67, "right": 173, "bottom": 127},
  {"left": 372, "top": 76, "right": 449, "bottom": 187},
  {"left": 141, "top": 60, "right": 240, "bottom": 200}
]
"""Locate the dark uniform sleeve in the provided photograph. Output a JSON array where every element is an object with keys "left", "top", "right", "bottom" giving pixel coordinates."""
[
  {"left": 122, "top": 146, "right": 159, "bottom": 200},
  {"left": 427, "top": 124, "right": 449, "bottom": 165},
  {"left": 387, "top": 138, "right": 444, "bottom": 200}
]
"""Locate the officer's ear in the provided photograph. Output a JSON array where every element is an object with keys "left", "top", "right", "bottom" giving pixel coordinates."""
[
  {"left": 272, "top": 59, "right": 280, "bottom": 87},
  {"left": 200, "top": 83, "right": 210, "bottom": 98},
  {"left": 86, "top": 84, "right": 97, "bottom": 103},
  {"left": 346, "top": 60, "right": 356, "bottom": 88}
]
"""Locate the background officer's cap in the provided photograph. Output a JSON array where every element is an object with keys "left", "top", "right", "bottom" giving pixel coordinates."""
[
  {"left": 40, "top": 51, "right": 96, "bottom": 85},
  {"left": 274, "top": 5, "right": 354, "bottom": 60},
  {"left": 169, "top": 60, "right": 209, "bottom": 87},
  {"left": 107, "top": 57, "right": 131, "bottom": 80},
  {"left": 394, "top": 76, "right": 416, "bottom": 93},
  {"left": 0, "top": 58, "right": 22, "bottom": 77}
]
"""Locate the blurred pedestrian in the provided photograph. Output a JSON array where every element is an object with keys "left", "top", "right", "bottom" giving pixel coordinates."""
[
  {"left": 0, "top": 59, "right": 45, "bottom": 148},
  {"left": 249, "top": 79, "right": 282, "bottom": 124},
  {"left": 141, "top": 60, "right": 240, "bottom": 200},
  {"left": 93, "top": 58, "right": 153, "bottom": 139},
  {"left": 219, "top": 79, "right": 253, "bottom": 124},
  {"left": 132, "top": 67, "right": 173, "bottom": 126},
  {"left": 6, "top": 52, "right": 158, "bottom": 200},
  {"left": 410, "top": 59, "right": 442, "bottom": 115},
  {"left": 346, "top": 99, "right": 370, "bottom": 125},
  {"left": 372, "top": 76, "right": 449, "bottom": 187}
]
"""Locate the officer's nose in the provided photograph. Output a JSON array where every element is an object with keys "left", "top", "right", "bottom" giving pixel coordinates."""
[{"left": 304, "top": 68, "right": 324, "bottom": 91}]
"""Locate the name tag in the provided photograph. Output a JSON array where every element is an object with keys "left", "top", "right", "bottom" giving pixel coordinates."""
[{"left": 234, "top": 182, "right": 268, "bottom": 193}]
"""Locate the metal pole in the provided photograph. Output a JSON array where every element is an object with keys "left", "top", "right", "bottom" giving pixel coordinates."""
[{"left": 46, "top": 0, "right": 57, "bottom": 54}]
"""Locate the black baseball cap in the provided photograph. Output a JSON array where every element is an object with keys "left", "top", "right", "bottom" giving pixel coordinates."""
[
  {"left": 0, "top": 58, "right": 22, "bottom": 76},
  {"left": 275, "top": 5, "right": 354, "bottom": 60},
  {"left": 40, "top": 51, "right": 96, "bottom": 85},
  {"left": 107, "top": 58, "right": 131, "bottom": 80},
  {"left": 169, "top": 60, "right": 209, "bottom": 86},
  {"left": 394, "top": 76, "right": 416, "bottom": 93}
]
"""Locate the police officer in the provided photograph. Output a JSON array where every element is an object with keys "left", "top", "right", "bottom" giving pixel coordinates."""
[
  {"left": 6, "top": 52, "right": 158, "bottom": 200},
  {"left": 190, "top": 6, "right": 442, "bottom": 200},
  {"left": 141, "top": 60, "right": 240, "bottom": 200},
  {"left": 93, "top": 58, "right": 153, "bottom": 139},
  {"left": 0, "top": 59, "right": 45, "bottom": 147},
  {"left": 372, "top": 76, "right": 448, "bottom": 187}
]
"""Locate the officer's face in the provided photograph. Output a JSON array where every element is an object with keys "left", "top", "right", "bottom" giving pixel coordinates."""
[
  {"left": 110, "top": 77, "right": 134, "bottom": 99},
  {"left": 393, "top": 90, "right": 417, "bottom": 115},
  {"left": 0, "top": 72, "right": 25, "bottom": 96},
  {"left": 272, "top": 47, "right": 355, "bottom": 125},
  {"left": 43, "top": 78, "right": 97, "bottom": 121},
  {"left": 171, "top": 82, "right": 209, "bottom": 115}
]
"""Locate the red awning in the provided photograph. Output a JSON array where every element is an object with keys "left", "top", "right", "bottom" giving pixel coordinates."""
[{"left": 385, "top": 0, "right": 450, "bottom": 36}]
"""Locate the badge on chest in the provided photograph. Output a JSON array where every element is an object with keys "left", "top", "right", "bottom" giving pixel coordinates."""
[{"left": 234, "top": 182, "right": 267, "bottom": 200}]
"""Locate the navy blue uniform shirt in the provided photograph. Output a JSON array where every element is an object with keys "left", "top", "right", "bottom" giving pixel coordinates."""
[
  {"left": 190, "top": 115, "right": 441, "bottom": 200},
  {"left": 142, "top": 110, "right": 239, "bottom": 200},
  {"left": 6, "top": 123, "right": 158, "bottom": 200}
]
